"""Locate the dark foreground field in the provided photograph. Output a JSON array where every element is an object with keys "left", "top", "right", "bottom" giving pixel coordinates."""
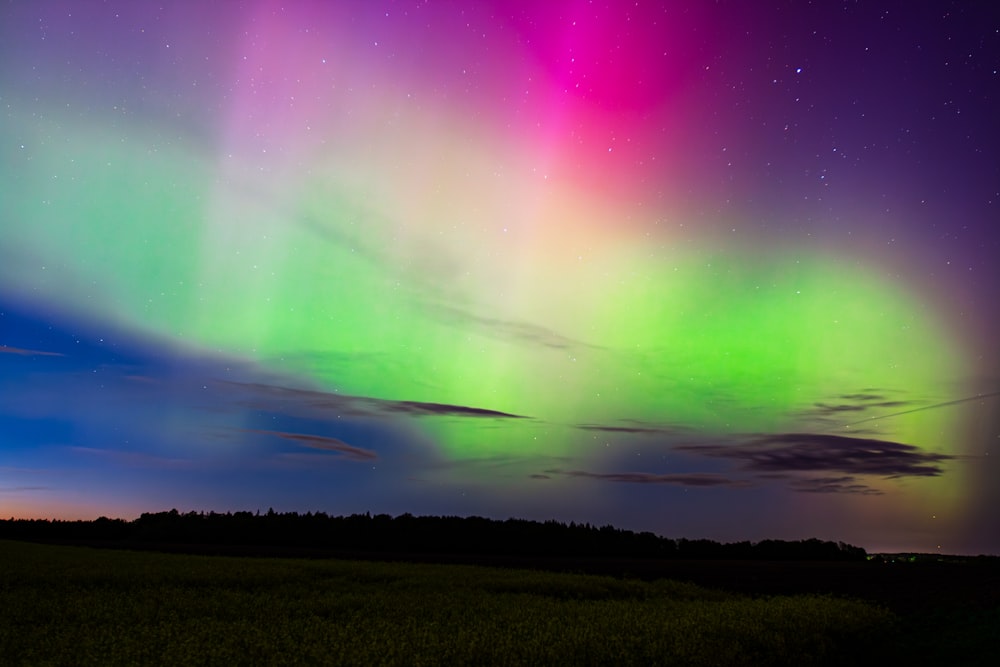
[
  {"left": 382, "top": 548, "right": 1000, "bottom": 664},
  {"left": 566, "top": 554, "right": 1000, "bottom": 665},
  {"left": 1, "top": 540, "right": 996, "bottom": 665}
]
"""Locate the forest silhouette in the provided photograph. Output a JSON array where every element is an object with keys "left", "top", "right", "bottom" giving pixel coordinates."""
[{"left": 1, "top": 510, "right": 868, "bottom": 561}]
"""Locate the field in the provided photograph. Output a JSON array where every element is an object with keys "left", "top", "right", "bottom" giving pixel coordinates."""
[{"left": 0, "top": 540, "right": 899, "bottom": 666}]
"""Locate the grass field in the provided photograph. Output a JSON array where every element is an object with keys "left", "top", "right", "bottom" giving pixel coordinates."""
[{"left": 0, "top": 540, "right": 896, "bottom": 665}]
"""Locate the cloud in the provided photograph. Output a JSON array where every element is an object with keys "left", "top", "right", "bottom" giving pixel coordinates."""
[
  {"left": 788, "top": 476, "right": 883, "bottom": 495},
  {"left": 840, "top": 391, "right": 1000, "bottom": 427},
  {"left": 0, "top": 486, "right": 49, "bottom": 493},
  {"left": 810, "top": 400, "right": 913, "bottom": 416},
  {"left": 796, "top": 389, "right": 1000, "bottom": 428},
  {"left": 224, "top": 380, "right": 528, "bottom": 420},
  {"left": 811, "top": 402, "right": 866, "bottom": 414},
  {"left": 68, "top": 446, "right": 192, "bottom": 469},
  {"left": 576, "top": 421, "right": 687, "bottom": 435},
  {"left": 385, "top": 400, "right": 525, "bottom": 418},
  {"left": 248, "top": 429, "right": 378, "bottom": 462},
  {"left": 796, "top": 389, "right": 919, "bottom": 421},
  {"left": 423, "top": 302, "right": 599, "bottom": 351},
  {"left": 839, "top": 393, "right": 886, "bottom": 402},
  {"left": 545, "top": 468, "right": 744, "bottom": 487},
  {"left": 0, "top": 465, "right": 47, "bottom": 474},
  {"left": 0, "top": 345, "right": 64, "bottom": 357},
  {"left": 677, "top": 433, "right": 953, "bottom": 478},
  {"left": 272, "top": 453, "right": 372, "bottom": 467},
  {"left": 299, "top": 202, "right": 593, "bottom": 356}
]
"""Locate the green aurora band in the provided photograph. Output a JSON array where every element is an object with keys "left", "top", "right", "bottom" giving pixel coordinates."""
[{"left": 1, "top": 108, "right": 966, "bottom": 469}]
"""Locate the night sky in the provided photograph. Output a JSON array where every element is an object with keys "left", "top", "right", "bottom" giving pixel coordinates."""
[{"left": 2, "top": 1, "right": 998, "bottom": 555}]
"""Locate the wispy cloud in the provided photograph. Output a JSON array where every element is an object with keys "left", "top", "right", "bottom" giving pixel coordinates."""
[
  {"left": 247, "top": 429, "right": 377, "bottom": 462},
  {"left": 677, "top": 433, "right": 953, "bottom": 478},
  {"left": 68, "top": 446, "right": 192, "bottom": 469},
  {"left": 796, "top": 389, "right": 918, "bottom": 421},
  {"left": 384, "top": 400, "right": 526, "bottom": 418},
  {"left": 423, "top": 302, "right": 599, "bottom": 351},
  {"left": 811, "top": 402, "right": 864, "bottom": 414},
  {"left": 840, "top": 391, "right": 1000, "bottom": 427},
  {"left": 788, "top": 476, "right": 883, "bottom": 495},
  {"left": 0, "top": 345, "right": 64, "bottom": 357},
  {"left": 811, "top": 400, "right": 912, "bottom": 416},
  {"left": 545, "top": 468, "right": 744, "bottom": 487},
  {"left": 795, "top": 388, "right": 1000, "bottom": 430},
  {"left": 839, "top": 393, "right": 886, "bottom": 402},
  {"left": 0, "top": 465, "right": 48, "bottom": 474},
  {"left": 272, "top": 452, "right": 372, "bottom": 467},
  {"left": 298, "top": 202, "right": 593, "bottom": 355},
  {"left": 576, "top": 421, "right": 688, "bottom": 436},
  {"left": 224, "top": 380, "right": 528, "bottom": 420}
]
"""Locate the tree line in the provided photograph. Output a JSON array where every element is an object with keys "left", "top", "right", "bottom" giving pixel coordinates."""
[{"left": 0, "top": 510, "right": 869, "bottom": 561}]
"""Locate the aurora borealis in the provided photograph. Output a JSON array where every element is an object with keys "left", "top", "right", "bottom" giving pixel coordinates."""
[{"left": 2, "top": 1, "right": 998, "bottom": 554}]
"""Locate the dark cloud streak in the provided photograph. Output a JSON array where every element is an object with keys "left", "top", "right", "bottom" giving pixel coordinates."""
[
  {"left": 222, "top": 380, "right": 528, "bottom": 420},
  {"left": 423, "top": 302, "right": 600, "bottom": 352},
  {"left": 545, "top": 468, "right": 743, "bottom": 487},
  {"left": 0, "top": 345, "right": 64, "bottom": 357},
  {"left": 249, "top": 429, "right": 377, "bottom": 462},
  {"left": 678, "top": 433, "right": 953, "bottom": 478},
  {"left": 577, "top": 424, "right": 679, "bottom": 435},
  {"left": 789, "top": 476, "right": 883, "bottom": 495}
]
